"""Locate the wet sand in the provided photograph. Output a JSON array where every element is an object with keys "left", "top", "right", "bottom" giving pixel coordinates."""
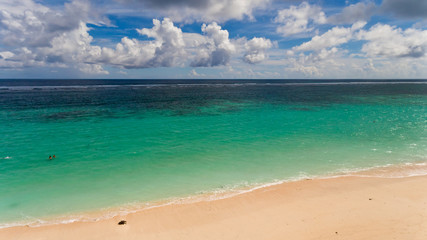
[{"left": 1, "top": 175, "right": 427, "bottom": 240}]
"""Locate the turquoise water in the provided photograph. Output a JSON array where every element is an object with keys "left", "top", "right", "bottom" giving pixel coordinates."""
[{"left": 0, "top": 80, "right": 426, "bottom": 226}]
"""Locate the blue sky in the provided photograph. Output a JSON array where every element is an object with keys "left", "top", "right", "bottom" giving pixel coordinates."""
[{"left": 0, "top": 0, "right": 426, "bottom": 79}]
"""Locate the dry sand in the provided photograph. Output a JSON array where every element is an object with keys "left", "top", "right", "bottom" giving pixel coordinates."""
[{"left": 1, "top": 175, "right": 427, "bottom": 240}]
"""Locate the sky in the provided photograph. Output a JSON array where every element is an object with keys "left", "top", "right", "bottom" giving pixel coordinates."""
[{"left": 0, "top": 0, "right": 426, "bottom": 79}]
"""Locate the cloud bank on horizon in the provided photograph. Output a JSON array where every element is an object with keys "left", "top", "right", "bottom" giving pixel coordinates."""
[{"left": 0, "top": 0, "right": 426, "bottom": 79}]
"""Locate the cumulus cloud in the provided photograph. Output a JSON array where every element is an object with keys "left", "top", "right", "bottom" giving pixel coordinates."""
[
  {"left": 33, "top": 22, "right": 108, "bottom": 73},
  {"left": 0, "top": 51, "right": 14, "bottom": 60},
  {"left": 0, "top": 0, "right": 90, "bottom": 71},
  {"left": 78, "top": 63, "right": 109, "bottom": 75},
  {"left": 328, "top": 1, "right": 377, "bottom": 24},
  {"left": 381, "top": 0, "right": 427, "bottom": 18},
  {"left": 282, "top": 55, "right": 427, "bottom": 78},
  {"left": 285, "top": 61, "right": 321, "bottom": 77},
  {"left": 285, "top": 21, "right": 367, "bottom": 77},
  {"left": 0, "top": 51, "right": 23, "bottom": 68},
  {"left": 0, "top": 0, "right": 271, "bottom": 73},
  {"left": 189, "top": 69, "right": 205, "bottom": 77},
  {"left": 293, "top": 21, "right": 366, "bottom": 52},
  {"left": 0, "top": 0, "right": 112, "bottom": 73},
  {"left": 274, "top": 2, "right": 326, "bottom": 37},
  {"left": 0, "top": 0, "right": 48, "bottom": 16},
  {"left": 281, "top": 20, "right": 427, "bottom": 78},
  {"left": 191, "top": 22, "right": 235, "bottom": 67},
  {"left": 125, "top": 0, "right": 210, "bottom": 8},
  {"left": 38, "top": 18, "right": 186, "bottom": 70},
  {"left": 307, "top": 47, "right": 340, "bottom": 62},
  {"left": 243, "top": 37, "right": 273, "bottom": 64},
  {"left": 101, "top": 18, "right": 186, "bottom": 68},
  {"left": 358, "top": 24, "right": 427, "bottom": 58},
  {"left": 0, "top": 0, "right": 102, "bottom": 48},
  {"left": 116, "top": 0, "right": 270, "bottom": 22}
]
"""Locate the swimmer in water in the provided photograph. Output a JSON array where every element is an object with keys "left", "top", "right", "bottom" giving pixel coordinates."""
[
  {"left": 49, "top": 156, "right": 52, "bottom": 160},
  {"left": 53, "top": 155, "right": 56, "bottom": 158}
]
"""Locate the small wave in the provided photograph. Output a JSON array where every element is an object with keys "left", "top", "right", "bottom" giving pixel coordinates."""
[
  {"left": 334, "top": 161, "right": 427, "bottom": 178},
  {"left": 1, "top": 160, "right": 426, "bottom": 229}
]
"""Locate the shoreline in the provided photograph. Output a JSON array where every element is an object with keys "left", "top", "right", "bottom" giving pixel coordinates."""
[
  {"left": 1, "top": 166, "right": 427, "bottom": 239},
  {"left": 1, "top": 161, "right": 427, "bottom": 229}
]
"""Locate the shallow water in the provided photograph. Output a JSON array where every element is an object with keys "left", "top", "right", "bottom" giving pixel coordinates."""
[{"left": 0, "top": 79, "right": 426, "bottom": 226}]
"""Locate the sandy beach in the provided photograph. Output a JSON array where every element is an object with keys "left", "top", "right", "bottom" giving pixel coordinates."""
[{"left": 1, "top": 174, "right": 427, "bottom": 240}]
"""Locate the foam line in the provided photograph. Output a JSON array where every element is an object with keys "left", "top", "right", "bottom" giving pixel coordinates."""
[{"left": 1, "top": 160, "right": 426, "bottom": 229}]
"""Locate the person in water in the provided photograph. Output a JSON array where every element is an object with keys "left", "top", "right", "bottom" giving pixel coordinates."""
[
  {"left": 48, "top": 156, "right": 52, "bottom": 160},
  {"left": 53, "top": 155, "right": 56, "bottom": 158}
]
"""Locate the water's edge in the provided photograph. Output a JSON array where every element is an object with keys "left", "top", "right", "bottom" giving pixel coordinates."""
[{"left": 1, "top": 160, "right": 425, "bottom": 229}]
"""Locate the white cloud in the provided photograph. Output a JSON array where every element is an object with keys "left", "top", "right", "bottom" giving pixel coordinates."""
[
  {"left": 0, "top": 0, "right": 105, "bottom": 72},
  {"left": 36, "top": 22, "right": 107, "bottom": 73},
  {"left": 0, "top": 0, "right": 48, "bottom": 16},
  {"left": 78, "top": 63, "right": 109, "bottom": 74},
  {"left": 282, "top": 54, "right": 376, "bottom": 79},
  {"left": 358, "top": 24, "right": 427, "bottom": 58},
  {"left": 189, "top": 69, "right": 205, "bottom": 77},
  {"left": 116, "top": 0, "right": 271, "bottom": 22},
  {"left": 191, "top": 22, "right": 235, "bottom": 67},
  {"left": 0, "top": 0, "right": 95, "bottom": 48},
  {"left": 3, "top": 0, "right": 425, "bottom": 79},
  {"left": 284, "top": 58, "right": 321, "bottom": 77},
  {"left": 274, "top": 2, "right": 326, "bottom": 37},
  {"left": 275, "top": 20, "right": 427, "bottom": 79},
  {"left": 0, "top": 51, "right": 22, "bottom": 68},
  {"left": 308, "top": 47, "right": 339, "bottom": 62},
  {"left": 0, "top": 0, "right": 110, "bottom": 73},
  {"left": 80, "top": 18, "right": 186, "bottom": 70},
  {"left": 0, "top": 1, "right": 273, "bottom": 73},
  {"left": 243, "top": 37, "right": 273, "bottom": 64},
  {"left": 285, "top": 20, "right": 426, "bottom": 78},
  {"left": 328, "top": 1, "right": 377, "bottom": 24},
  {"left": 293, "top": 21, "right": 366, "bottom": 52},
  {"left": 98, "top": 37, "right": 155, "bottom": 68},
  {"left": 0, "top": 51, "right": 14, "bottom": 59}
]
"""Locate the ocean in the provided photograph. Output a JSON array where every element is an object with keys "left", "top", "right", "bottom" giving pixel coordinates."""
[{"left": 0, "top": 79, "right": 426, "bottom": 227}]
